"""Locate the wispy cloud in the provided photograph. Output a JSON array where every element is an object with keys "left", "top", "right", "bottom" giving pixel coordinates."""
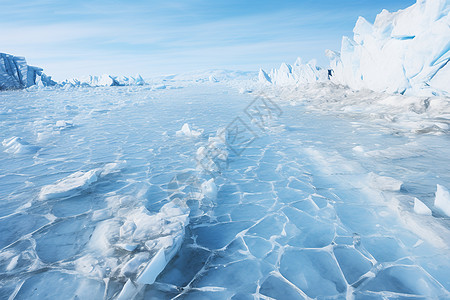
[{"left": 0, "top": 0, "right": 415, "bottom": 80}]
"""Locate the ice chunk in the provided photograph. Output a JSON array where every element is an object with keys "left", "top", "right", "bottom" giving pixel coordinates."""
[
  {"left": 115, "top": 243, "right": 138, "bottom": 252},
  {"left": 54, "top": 120, "right": 73, "bottom": 130},
  {"left": 39, "top": 162, "right": 124, "bottom": 201},
  {"left": 116, "top": 279, "right": 140, "bottom": 300},
  {"left": 120, "top": 252, "right": 150, "bottom": 277},
  {"left": 136, "top": 248, "right": 166, "bottom": 284},
  {"left": 258, "top": 68, "right": 271, "bottom": 84},
  {"left": 368, "top": 172, "right": 403, "bottom": 191},
  {"left": 201, "top": 178, "right": 217, "bottom": 199},
  {"left": 2, "top": 137, "right": 40, "bottom": 154},
  {"left": 176, "top": 123, "right": 202, "bottom": 138},
  {"left": 435, "top": 184, "right": 450, "bottom": 217},
  {"left": 39, "top": 169, "right": 101, "bottom": 200},
  {"left": 414, "top": 198, "right": 432, "bottom": 216}
]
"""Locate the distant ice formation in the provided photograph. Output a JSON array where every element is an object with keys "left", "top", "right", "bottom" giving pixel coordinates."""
[
  {"left": 0, "top": 53, "right": 56, "bottom": 90},
  {"left": 259, "top": 58, "right": 329, "bottom": 86},
  {"left": 62, "top": 74, "right": 146, "bottom": 87}
]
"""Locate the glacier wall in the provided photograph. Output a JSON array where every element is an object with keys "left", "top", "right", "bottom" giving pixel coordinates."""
[
  {"left": 328, "top": 0, "right": 450, "bottom": 96},
  {"left": 0, "top": 53, "right": 56, "bottom": 90},
  {"left": 260, "top": 0, "right": 450, "bottom": 97}
]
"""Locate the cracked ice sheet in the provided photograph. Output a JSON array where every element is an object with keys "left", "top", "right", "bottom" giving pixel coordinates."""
[{"left": 0, "top": 83, "right": 449, "bottom": 299}]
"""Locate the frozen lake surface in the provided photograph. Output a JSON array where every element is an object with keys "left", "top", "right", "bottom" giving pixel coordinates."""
[{"left": 1, "top": 84, "right": 449, "bottom": 299}]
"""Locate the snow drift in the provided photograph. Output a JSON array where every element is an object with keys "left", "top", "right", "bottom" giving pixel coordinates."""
[{"left": 0, "top": 53, "right": 56, "bottom": 90}]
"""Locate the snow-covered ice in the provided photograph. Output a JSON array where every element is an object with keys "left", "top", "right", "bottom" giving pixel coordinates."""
[{"left": 1, "top": 81, "right": 449, "bottom": 299}]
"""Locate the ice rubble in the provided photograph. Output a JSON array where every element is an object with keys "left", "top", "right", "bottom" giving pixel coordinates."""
[
  {"left": 81, "top": 197, "right": 190, "bottom": 299},
  {"left": 260, "top": 0, "right": 450, "bottom": 97},
  {"left": 0, "top": 53, "right": 56, "bottom": 90}
]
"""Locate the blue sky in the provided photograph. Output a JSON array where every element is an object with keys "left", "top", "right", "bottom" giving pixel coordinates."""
[{"left": 1, "top": 0, "right": 415, "bottom": 80}]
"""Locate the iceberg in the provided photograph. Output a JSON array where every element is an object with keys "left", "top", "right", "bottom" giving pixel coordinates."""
[{"left": 0, "top": 53, "right": 56, "bottom": 90}]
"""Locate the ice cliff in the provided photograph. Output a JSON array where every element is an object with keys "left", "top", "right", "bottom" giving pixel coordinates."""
[
  {"left": 0, "top": 53, "right": 56, "bottom": 90},
  {"left": 261, "top": 0, "right": 450, "bottom": 97}
]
